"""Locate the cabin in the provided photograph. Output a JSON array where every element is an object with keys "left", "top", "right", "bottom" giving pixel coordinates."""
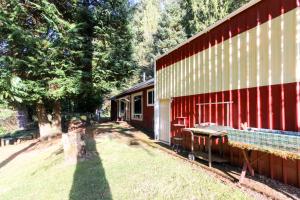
[
  {"left": 111, "top": 79, "right": 154, "bottom": 137},
  {"left": 154, "top": 0, "right": 300, "bottom": 187}
]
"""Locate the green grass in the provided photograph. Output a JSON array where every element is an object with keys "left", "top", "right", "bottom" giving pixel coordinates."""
[{"left": 0, "top": 132, "right": 252, "bottom": 200}]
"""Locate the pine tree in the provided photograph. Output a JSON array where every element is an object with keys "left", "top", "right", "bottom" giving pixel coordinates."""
[
  {"left": 130, "top": 0, "right": 161, "bottom": 79},
  {"left": 152, "top": 0, "right": 187, "bottom": 56},
  {"left": 0, "top": 0, "right": 82, "bottom": 137},
  {"left": 180, "top": 0, "right": 250, "bottom": 37},
  {"left": 0, "top": 0, "right": 135, "bottom": 137}
]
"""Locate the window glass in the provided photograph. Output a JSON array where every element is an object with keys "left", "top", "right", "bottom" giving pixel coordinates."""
[
  {"left": 120, "top": 101, "right": 125, "bottom": 114},
  {"left": 147, "top": 90, "right": 154, "bottom": 105},
  {"left": 134, "top": 95, "right": 142, "bottom": 114}
]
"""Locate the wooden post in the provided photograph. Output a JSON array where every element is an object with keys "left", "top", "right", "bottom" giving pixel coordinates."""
[
  {"left": 239, "top": 150, "right": 254, "bottom": 183},
  {"left": 208, "top": 136, "right": 212, "bottom": 167}
]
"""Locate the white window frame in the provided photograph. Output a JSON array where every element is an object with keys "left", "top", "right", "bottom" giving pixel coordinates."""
[
  {"left": 118, "top": 96, "right": 128, "bottom": 118},
  {"left": 118, "top": 100, "right": 124, "bottom": 117},
  {"left": 147, "top": 88, "right": 154, "bottom": 106},
  {"left": 131, "top": 92, "right": 143, "bottom": 121}
]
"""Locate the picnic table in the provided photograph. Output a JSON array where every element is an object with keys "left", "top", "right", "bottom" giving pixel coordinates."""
[{"left": 183, "top": 126, "right": 230, "bottom": 167}]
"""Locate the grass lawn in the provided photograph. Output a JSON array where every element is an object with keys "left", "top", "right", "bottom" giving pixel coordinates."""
[{"left": 0, "top": 123, "right": 253, "bottom": 200}]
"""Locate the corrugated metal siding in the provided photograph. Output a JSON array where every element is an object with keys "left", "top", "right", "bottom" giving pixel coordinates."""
[
  {"left": 156, "top": 7, "right": 300, "bottom": 99},
  {"left": 156, "top": 0, "right": 300, "bottom": 187}
]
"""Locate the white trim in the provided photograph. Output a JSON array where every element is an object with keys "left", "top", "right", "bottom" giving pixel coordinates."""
[
  {"left": 154, "top": 61, "right": 159, "bottom": 140},
  {"left": 154, "top": 0, "right": 261, "bottom": 61},
  {"left": 117, "top": 96, "right": 131, "bottom": 121},
  {"left": 157, "top": 99, "right": 171, "bottom": 145},
  {"left": 131, "top": 92, "right": 143, "bottom": 121},
  {"left": 147, "top": 88, "right": 154, "bottom": 106}
]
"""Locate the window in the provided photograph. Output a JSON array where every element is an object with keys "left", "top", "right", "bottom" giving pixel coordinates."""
[
  {"left": 147, "top": 89, "right": 154, "bottom": 106},
  {"left": 120, "top": 101, "right": 125, "bottom": 115},
  {"left": 132, "top": 92, "right": 143, "bottom": 120}
]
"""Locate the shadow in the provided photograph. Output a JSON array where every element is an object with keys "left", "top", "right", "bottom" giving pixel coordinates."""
[
  {"left": 69, "top": 127, "right": 112, "bottom": 200},
  {"left": 0, "top": 141, "right": 39, "bottom": 169}
]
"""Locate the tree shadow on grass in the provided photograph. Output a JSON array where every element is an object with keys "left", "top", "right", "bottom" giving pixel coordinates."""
[
  {"left": 69, "top": 131, "right": 112, "bottom": 200},
  {"left": 0, "top": 141, "right": 39, "bottom": 169}
]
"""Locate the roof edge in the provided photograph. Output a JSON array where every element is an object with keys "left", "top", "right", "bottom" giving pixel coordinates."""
[{"left": 112, "top": 78, "right": 154, "bottom": 100}]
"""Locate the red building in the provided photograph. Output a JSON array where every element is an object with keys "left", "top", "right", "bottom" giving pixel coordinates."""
[
  {"left": 155, "top": 0, "right": 300, "bottom": 187},
  {"left": 111, "top": 79, "right": 154, "bottom": 137}
]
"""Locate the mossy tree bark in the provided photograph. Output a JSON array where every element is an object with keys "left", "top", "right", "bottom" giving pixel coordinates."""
[
  {"left": 36, "top": 102, "right": 53, "bottom": 139},
  {"left": 52, "top": 100, "right": 62, "bottom": 134}
]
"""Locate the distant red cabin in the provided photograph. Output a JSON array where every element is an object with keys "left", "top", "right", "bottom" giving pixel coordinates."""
[{"left": 111, "top": 79, "right": 154, "bottom": 138}]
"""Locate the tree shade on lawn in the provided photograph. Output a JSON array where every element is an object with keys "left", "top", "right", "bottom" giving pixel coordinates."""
[{"left": 0, "top": 123, "right": 252, "bottom": 200}]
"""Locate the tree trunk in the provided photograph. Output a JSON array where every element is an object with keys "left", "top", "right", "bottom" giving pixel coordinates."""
[
  {"left": 52, "top": 101, "right": 62, "bottom": 134},
  {"left": 36, "top": 103, "right": 53, "bottom": 139},
  {"left": 62, "top": 120, "right": 86, "bottom": 163}
]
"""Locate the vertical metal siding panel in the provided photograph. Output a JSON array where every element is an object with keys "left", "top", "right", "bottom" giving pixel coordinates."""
[
  {"left": 221, "top": 35, "right": 226, "bottom": 126},
  {"left": 284, "top": 83, "right": 297, "bottom": 131},
  {"left": 195, "top": 52, "right": 200, "bottom": 94},
  {"left": 164, "top": 64, "right": 167, "bottom": 98},
  {"left": 182, "top": 54, "right": 186, "bottom": 97},
  {"left": 259, "top": 22, "right": 269, "bottom": 87},
  {"left": 157, "top": 70, "right": 160, "bottom": 99},
  {"left": 170, "top": 64, "right": 173, "bottom": 98},
  {"left": 172, "top": 61, "right": 176, "bottom": 98},
  {"left": 284, "top": 10, "right": 297, "bottom": 84},
  {"left": 249, "top": 28, "right": 257, "bottom": 89},
  {"left": 223, "top": 40, "right": 230, "bottom": 92},
  {"left": 192, "top": 48, "right": 196, "bottom": 95},
  {"left": 231, "top": 36, "right": 239, "bottom": 91},
  {"left": 176, "top": 62, "right": 180, "bottom": 97},
  {"left": 211, "top": 44, "right": 216, "bottom": 93},
  {"left": 162, "top": 67, "right": 165, "bottom": 99},
  {"left": 256, "top": 7, "right": 262, "bottom": 129},
  {"left": 180, "top": 53, "right": 183, "bottom": 97},
  {"left": 167, "top": 65, "right": 171, "bottom": 98},
  {"left": 167, "top": 63, "right": 170, "bottom": 98},
  {"left": 240, "top": 33, "right": 247, "bottom": 89},
  {"left": 296, "top": 7, "right": 300, "bottom": 133},
  {"left": 298, "top": 160, "right": 300, "bottom": 188},
  {"left": 271, "top": 16, "right": 282, "bottom": 85},
  {"left": 216, "top": 41, "right": 222, "bottom": 93},
  {"left": 201, "top": 50, "right": 205, "bottom": 94},
  {"left": 188, "top": 52, "right": 192, "bottom": 96},
  {"left": 284, "top": 159, "right": 298, "bottom": 187}
]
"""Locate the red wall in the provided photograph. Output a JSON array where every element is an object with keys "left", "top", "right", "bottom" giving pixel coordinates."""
[
  {"left": 171, "top": 82, "right": 300, "bottom": 187},
  {"left": 130, "top": 86, "right": 154, "bottom": 137}
]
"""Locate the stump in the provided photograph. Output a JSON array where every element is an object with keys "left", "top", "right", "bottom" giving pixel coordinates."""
[{"left": 62, "top": 120, "right": 86, "bottom": 163}]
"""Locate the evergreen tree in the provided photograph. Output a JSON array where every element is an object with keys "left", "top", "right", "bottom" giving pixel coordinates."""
[
  {"left": 0, "top": 0, "right": 135, "bottom": 137},
  {"left": 152, "top": 0, "right": 187, "bottom": 56},
  {"left": 0, "top": 0, "right": 82, "bottom": 137},
  {"left": 180, "top": 0, "right": 250, "bottom": 37},
  {"left": 130, "top": 0, "right": 161, "bottom": 79}
]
